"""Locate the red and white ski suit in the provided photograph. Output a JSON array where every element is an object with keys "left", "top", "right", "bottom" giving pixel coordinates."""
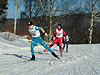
[{"left": 44, "top": 29, "right": 67, "bottom": 56}]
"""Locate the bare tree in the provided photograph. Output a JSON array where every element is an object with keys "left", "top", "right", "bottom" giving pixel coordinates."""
[
  {"left": 39, "top": 0, "right": 77, "bottom": 42},
  {"left": 49, "top": 0, "right": 53, "bottom": 42},
  {"left": 14, "top": 0, "right": 24, "bottom": 34},
  {"left": 81, "top": 0, "right": 100, "bottom": 44},
  {"left": 14, "top": 0, "right": 17, "bottom": 34},
  {"left": 23, "top": 0, "right": 42, "bottom": 20}
]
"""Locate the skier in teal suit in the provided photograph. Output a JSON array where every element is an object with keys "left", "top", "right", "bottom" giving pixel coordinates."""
[{"left": 28, "top": 21, "right": 59, "bottom": 60}]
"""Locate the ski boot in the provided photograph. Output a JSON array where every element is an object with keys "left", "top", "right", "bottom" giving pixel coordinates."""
[
  {"left": 52, "top": 52, "right": 60, "bottom": 59},
  {"left": 66, "top": 49, "right": 68, "bottom": 52},
  {"left": 30, "top": 55, "right": 35, "bottom": 60},
  {"left": 60, "top": 52, "right": 63, "bottom": 57},
  {"left": 44, "top": 49, "right": 48, "bottom": 52}
]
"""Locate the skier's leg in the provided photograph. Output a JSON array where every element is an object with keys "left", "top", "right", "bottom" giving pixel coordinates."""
[
  {"left": 62, "top": 43, "right": 65, "bottom": 50},
  {"left": 59, "top": 38, "right": 63, "bottom": 56},
  {"left": 31, "top": 41, "right": 37, "bottom": 55},
  {"left": 38, "top": 37, "right": 59, "bottom": 59},
  {"left": 44, "top": 38, "right": 59, "bottom": 52},
  {"left": 66, "top": 42, "right": 69, "bottom": 52},
  {"left": 30, "top": 37, "right": 37, "bottom": 60},
  {"left": 66, "top": 42, "right": 68, "bottom": 49},
  {"left": 49, "top": 38, "right": 59, "bottom": 48},
  {"left": 40, "top": 40, "right": 53, "bottom": 53}
]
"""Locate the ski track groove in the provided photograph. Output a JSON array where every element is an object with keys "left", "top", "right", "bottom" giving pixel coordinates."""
[
  {"left": 77, "top": 64, "right": 83, "bottom": 75},
  {"left": 88, "top": 64, "right": 99, "bottom": 75},
  {"left": 87, "top": 60, "right": 99, "bottom": 75},
  {"left": 49, "top": 60, "right": 55, "bottom": 67}
]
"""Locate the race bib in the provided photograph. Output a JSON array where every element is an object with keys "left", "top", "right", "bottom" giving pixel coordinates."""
[{"left": 30, "top": 31, "right": 36, "bottom": 36}]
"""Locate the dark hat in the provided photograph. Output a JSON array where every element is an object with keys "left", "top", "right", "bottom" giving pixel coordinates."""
[
  {"left": 58, "top": 24, "right": 62, "bottom": 28},
  {"left": 28, "top": 21, "right": 33, "bottom": 26}
]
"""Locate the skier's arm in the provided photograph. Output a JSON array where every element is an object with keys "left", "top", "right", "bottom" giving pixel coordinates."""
[
  {"left": 69, "top": 37, "right": 73, "bottom": 43},
  {"left": 35, "top": 27, "right": 45, "bottom": 33},
  {"left": 41, "top": 28, "right": 45, "bottom": 33},
  {"left": 52, "top": 30, "right": 56, "bottom": 37},
  {"left": 51, "top": 29, "right": 56, "bottom": 41},
  {"left": 63, "top": 30, "right": 67, "bottom": 41}
]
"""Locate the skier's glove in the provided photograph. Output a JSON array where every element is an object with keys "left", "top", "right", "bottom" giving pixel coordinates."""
[
  {"left": 51, "top": 37, "right": 53, "bottom": 41},
  {"left": 43, "top": 33, "right": 45, "bottom": 36}
]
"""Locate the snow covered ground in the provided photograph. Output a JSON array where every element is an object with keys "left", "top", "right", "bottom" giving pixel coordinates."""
[{"left": 0, "top": 32, "right": 100, "bottom": 75}]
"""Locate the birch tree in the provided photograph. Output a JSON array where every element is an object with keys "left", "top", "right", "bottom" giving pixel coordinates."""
[
  {"left": 14, "top": 0, "right": 24, "bottom": 34},
  {"left": 14, "top": 0, "right": 17, "bottom": 34},
  {"left": 81, "top": 0, "right": 100, "bottom": 44}
]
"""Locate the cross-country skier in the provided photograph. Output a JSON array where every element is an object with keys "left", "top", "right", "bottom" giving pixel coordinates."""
[
  {"left": 28, "top": 21, "right": 60, "bottom": 60},
  {"left": 63, "top": 35, "right": 73, "bottom": 52},
  {"left": 44, "top": 24, "right": 67, "bottom": 56}
]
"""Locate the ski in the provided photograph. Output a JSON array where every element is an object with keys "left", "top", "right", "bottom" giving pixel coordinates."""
[
  {"left": 34, "top": 50, "right": 49, "bottom": 53},
  {"left": 17, "top": 59, "right": 39, "bottom": 62}
]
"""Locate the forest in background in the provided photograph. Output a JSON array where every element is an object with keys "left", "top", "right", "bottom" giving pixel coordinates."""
[{"left": 1, "top": 13, "right": 100, "bottom": 44}]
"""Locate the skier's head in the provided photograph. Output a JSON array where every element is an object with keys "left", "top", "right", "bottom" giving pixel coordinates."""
[
  {"left": 28, "top": 21, "right": 33, "bottom": 27},
  {"left": 58, "top": 24, "right": 62, "bottom": 30}
]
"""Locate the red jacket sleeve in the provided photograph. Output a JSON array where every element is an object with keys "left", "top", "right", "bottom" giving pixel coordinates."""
[
  {"left": 52, "top": 29, "right": 56, "bottom": 37},
  {"left": 63, "top": 30, "right": 67, "bottom": 40}
]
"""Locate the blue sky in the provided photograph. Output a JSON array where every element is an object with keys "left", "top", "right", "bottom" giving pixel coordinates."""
[
  {"left": 7, "top": 0, "right": 24, "bottom": 18},
  {"left": 7, "top": 0, "right": 91, "bottom": 19},
  {"left": 7, "top": 0, "right": 70, "bottom": 19}
]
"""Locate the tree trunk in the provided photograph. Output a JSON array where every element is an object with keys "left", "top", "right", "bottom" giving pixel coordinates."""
[
  {"left": 89, "top": 14, "right": 94, "bottom": 44},
  {"left": 14, "top": 0, "right": 17, "bottom": 34},
  {"left": 48, "top": 0, "right": 52, "bottom": 42},
  {"left": 29, "top": 0, "right": 32, "bottom": 19},
  {"left": 89, "top": 0, "right": 94, "bottom": 44}
]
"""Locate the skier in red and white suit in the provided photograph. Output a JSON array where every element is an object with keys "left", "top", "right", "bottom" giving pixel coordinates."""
[{"left": 44, "top": 24, "right": 67, "bottom": 56}]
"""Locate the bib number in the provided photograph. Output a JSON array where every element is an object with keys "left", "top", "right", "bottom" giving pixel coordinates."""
[{"left": 30, "top": 31, "right": 36, "bottom": 36}]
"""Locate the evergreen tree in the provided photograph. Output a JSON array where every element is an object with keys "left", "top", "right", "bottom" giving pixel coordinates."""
[{"left": 0, "top": 0, "right": 8, "bottom": 24}]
